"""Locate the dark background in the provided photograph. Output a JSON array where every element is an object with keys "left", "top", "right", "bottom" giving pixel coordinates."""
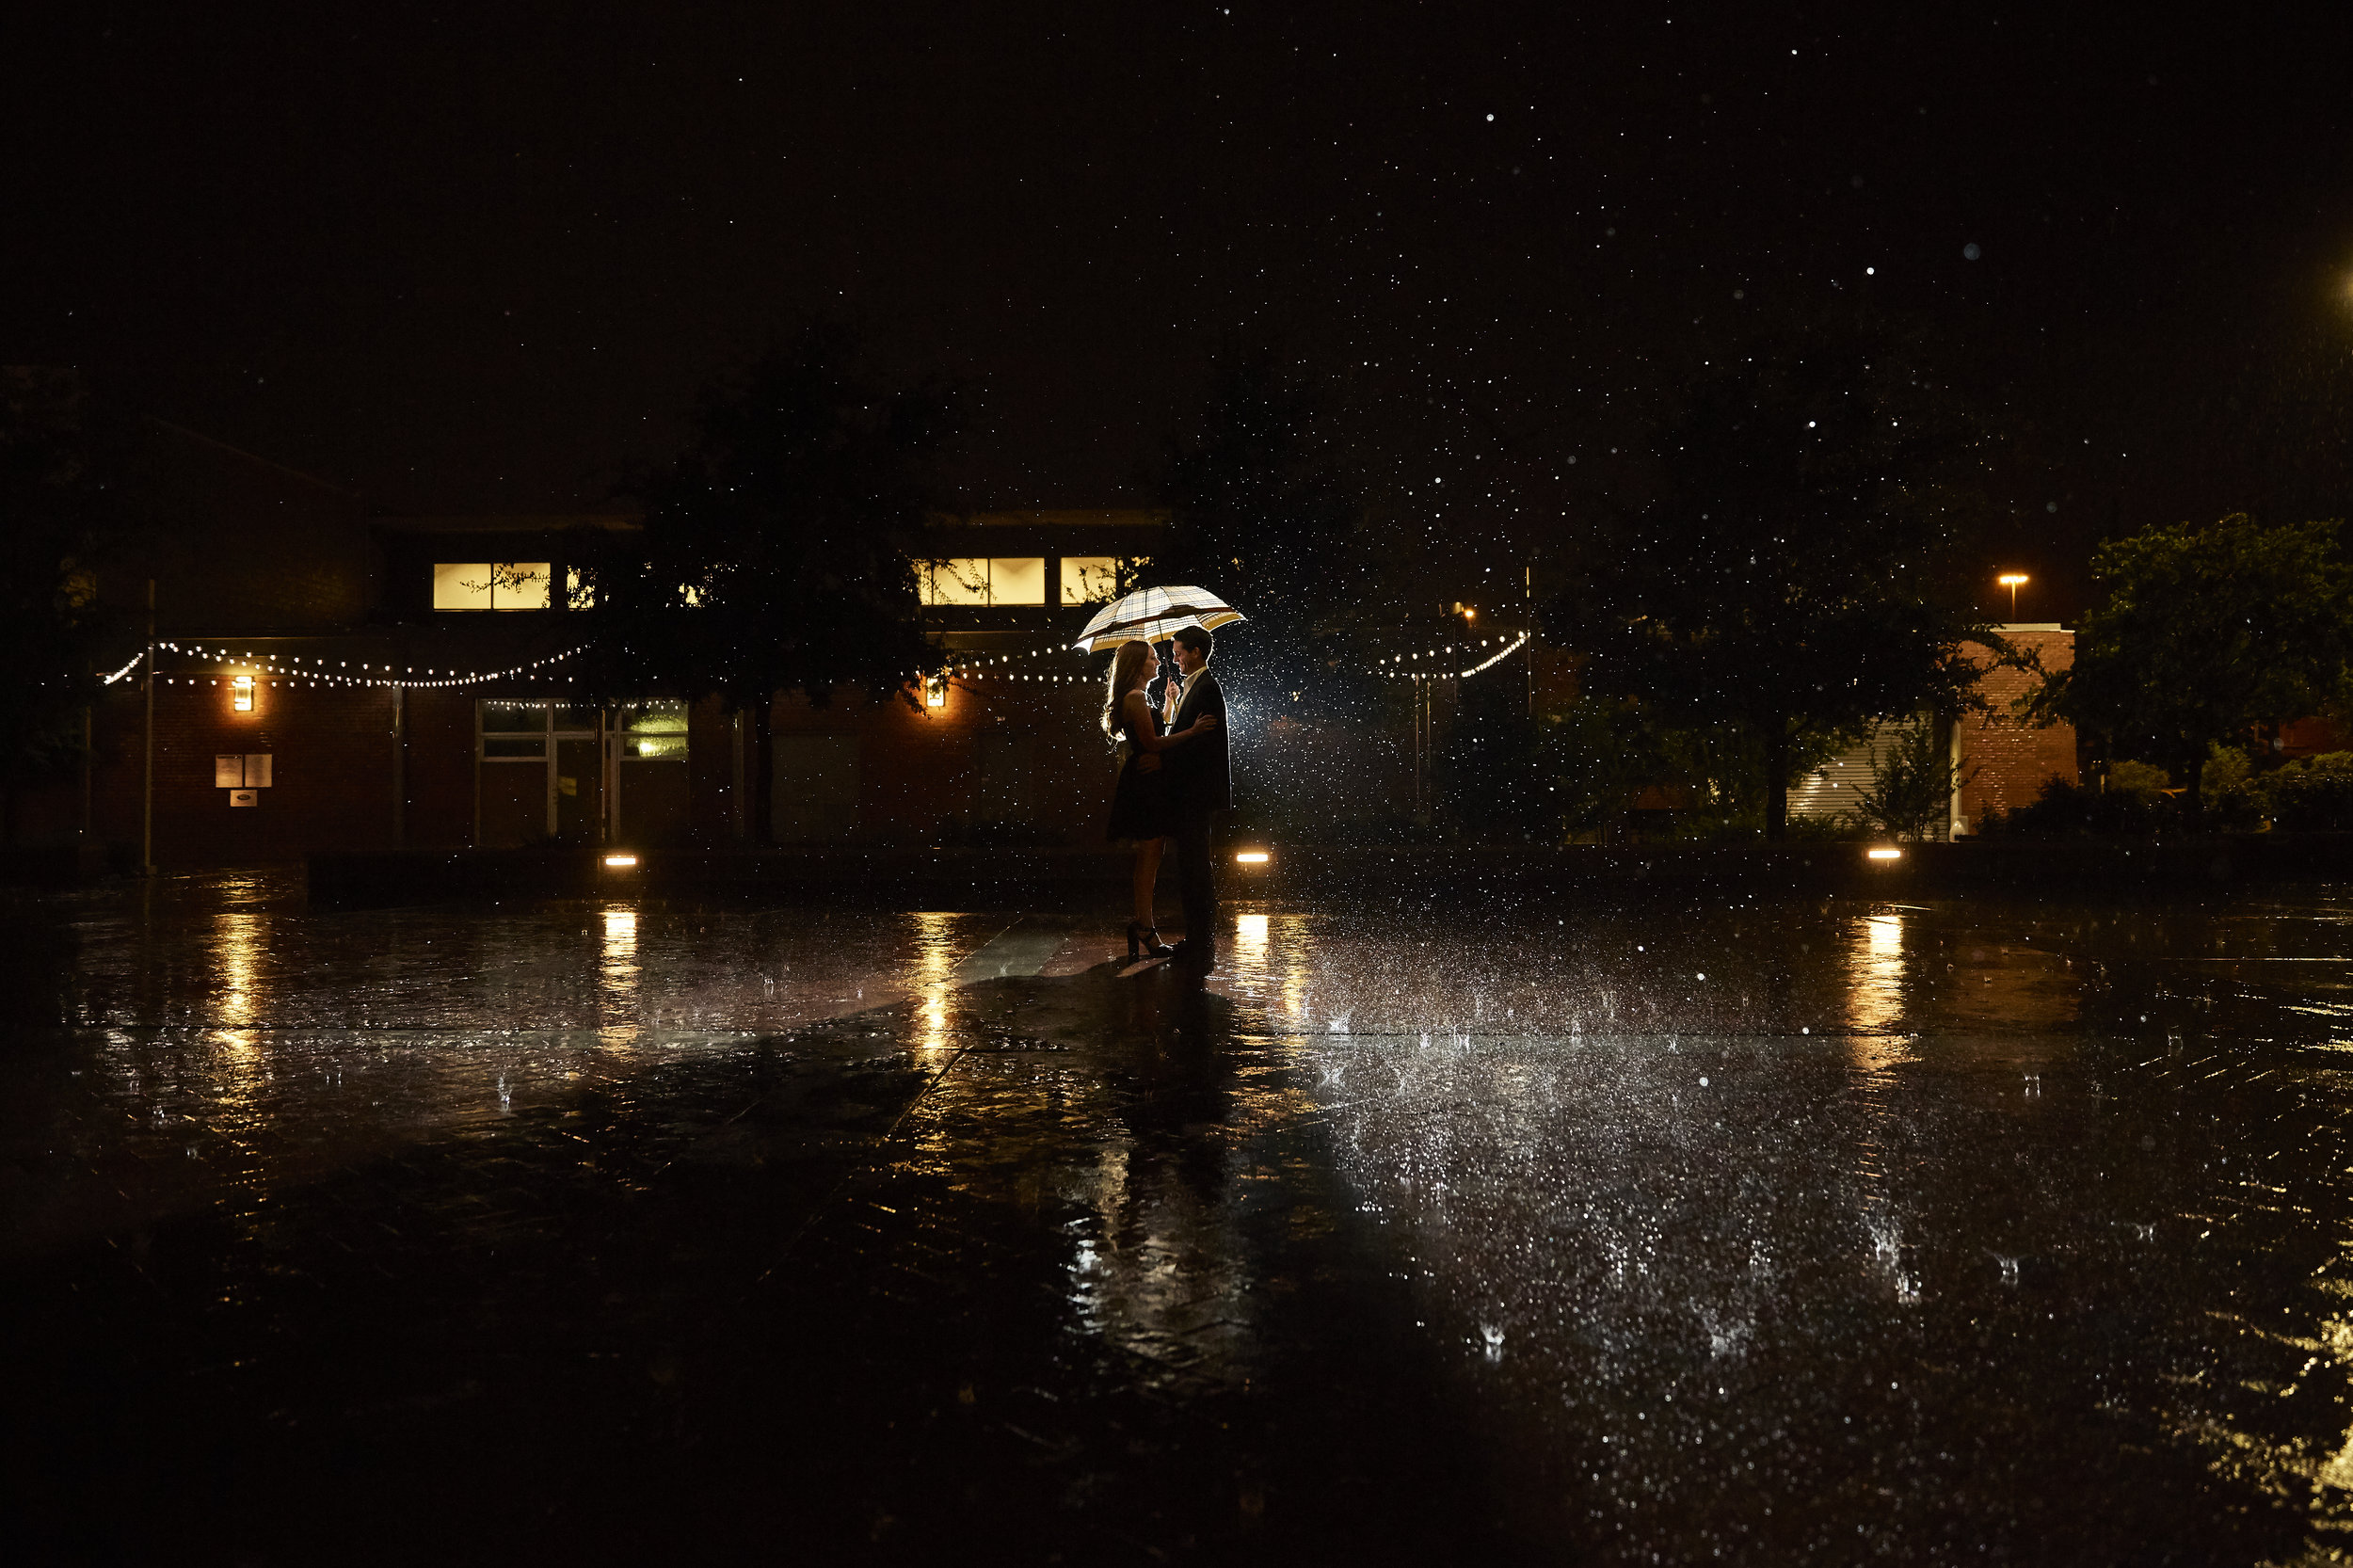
[{"left": 6, "top": 0, "right": 2351, "bottom": 619}]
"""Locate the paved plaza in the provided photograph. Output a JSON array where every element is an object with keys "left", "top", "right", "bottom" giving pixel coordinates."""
[{"left": 8, "top": 871, "right": 2353, "bottom": 1562}]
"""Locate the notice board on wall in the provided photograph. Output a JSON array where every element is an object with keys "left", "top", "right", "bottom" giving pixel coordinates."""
[{"left": 216, "top": 754, "right": 274, "bottom": 789}]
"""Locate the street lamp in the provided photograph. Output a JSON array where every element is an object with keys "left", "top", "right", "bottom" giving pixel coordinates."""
[{"left": 1997, "top": 573, "right": 2029, "bottom": 618}]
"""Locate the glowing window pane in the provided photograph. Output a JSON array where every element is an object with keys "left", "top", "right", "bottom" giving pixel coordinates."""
[
  {"left": 924, "top": 558, "right": 990, "bottom": 606},
  {"left": 435, "top": 562, "right": 550, "bottom": 610},
  {"left": 988, "top": 557, "right": 1046, "bottom": 605},
  {"left": 496, "top": 564, "right": 551, "bottom": 610},
  {"left": 434, "top": 563, "right": 494, "bottom": 611},
  {"left": 1060, "top": 556, "right": 1121, "bottom": 604}
]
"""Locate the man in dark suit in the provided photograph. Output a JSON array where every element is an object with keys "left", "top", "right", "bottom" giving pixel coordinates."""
[{"left": 1160, "top": 624, "right": 1229, "bottom": 971}]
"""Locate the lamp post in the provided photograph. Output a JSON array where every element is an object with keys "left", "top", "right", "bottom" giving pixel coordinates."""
[{"left": 1997, "top": 572, "right": 2029, "bottom": 619}]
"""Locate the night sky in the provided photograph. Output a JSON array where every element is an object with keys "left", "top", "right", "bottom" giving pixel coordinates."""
[{"left": 8, "top": 1, "right": 2352, "bottom": 619}]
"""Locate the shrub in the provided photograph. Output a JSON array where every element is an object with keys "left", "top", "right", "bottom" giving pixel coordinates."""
[
  {"left": 2262, "top": 752, "right": 2353, "bottom": 832},
  {"left": 1784, "top": 811, "right": 1867, "bottom": 841},
  {"left": 1980, "top": 773, "right": 2184, "bottom": 837},
  {"left": 2199, "top": 744, "right": 2265, "bottom": 832},
  {"left": 1849, "top": 718, "right": 1969, "bottom": 841}
]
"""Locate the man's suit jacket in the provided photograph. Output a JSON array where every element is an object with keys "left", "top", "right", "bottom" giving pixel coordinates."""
[{"left": 1164, "top": 667, "right": 1232, "bottom": 817}]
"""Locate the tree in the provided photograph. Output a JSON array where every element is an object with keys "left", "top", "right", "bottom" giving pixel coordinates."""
[
  {"left": 2045, "top": 513, "right": 2353, "bottom": 795},
  {"left": 0, "top": 369, "right": 120, "bottom": 843},
  {"left": 1154, "top": 347, "right": 1365, "bottom": 698},
  {"left": 1849, "top": 718, "right": 1970, "bottom": 841},
  {"left": 1545, "top": 314, "right": 1998, "bottom": 838},
  {"left": 577, "top": 322, "right": 955, "bottom": 836}
]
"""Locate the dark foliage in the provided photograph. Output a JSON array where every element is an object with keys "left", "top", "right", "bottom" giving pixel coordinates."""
[
  {"left": 577, "top": 322, "right": 954, "bottom": 712},
  {"left": 2042, "top": 513, "right": 2353, "bottom": 792},
  {"left": 1153, "top": 348, "right": 1366, "bottom": 707},
  {"left": 1977, "top": 776, "right": 2185, "bottom": 838},
  {"left": 1540, "top": 698, "right": 1790, "bottom": 840},
  {"left": 1546, "top": 312, "right": 1998, "bottom": 837},
  {"left": 1437, "top": 671, "right": 1553, "bottom": 841},
  {"left": 0, "top": 371, "right": 122, "bottom": 832},
  {"left": 2259, "top": 753, "right": 2353, "bottom": 832}
]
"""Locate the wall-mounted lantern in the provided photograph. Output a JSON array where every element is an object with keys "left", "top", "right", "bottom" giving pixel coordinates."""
[
  {"left": 923, "top": 674, "right": 948, "bottom": 710},
  {"left": 232, "top": 675, "right": 255, "bottom": 712}
]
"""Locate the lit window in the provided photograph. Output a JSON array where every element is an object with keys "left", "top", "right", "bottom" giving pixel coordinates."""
[
  {"left": 988, "top": 557, "right": 1046, "bottom": 605},
  {"left": 619, "top": 702, "right": 690, "bottom": 760},
  {"left": 1060, "top": 556, "right": 1124, "bottom": 604},
  {"left": 921, "top": 558, "right": 1048, "bottom": 606},
  {"left": 923, "top": 559, "right": 991, "bottom": 606},
  {"left": 434, "top": 562, "right": 551, "bottom": 611},
  {"left": 567, "top": 567, "right": 596, "bottom": 608}
]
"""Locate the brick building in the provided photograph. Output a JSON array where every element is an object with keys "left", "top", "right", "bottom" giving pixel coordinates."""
[
  {"left": 1951, "top": 625, "right": 2078, "bottom": 833},
  {"left": 60, "top": 417, "right": 2111, "bottom": 861},
  {"left": 1783, "top": 624, "right": 2079, "bottom": 838},
  {"left": 30, "top": 427, "right": 1199, "bottom": 864}
]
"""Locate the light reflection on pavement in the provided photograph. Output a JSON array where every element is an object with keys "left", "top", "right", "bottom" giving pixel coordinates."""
[{"left": 8, "top": 870, "right": 2353, "bottom": 1562}]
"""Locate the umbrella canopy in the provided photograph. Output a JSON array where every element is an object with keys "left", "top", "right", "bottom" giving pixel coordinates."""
[{"left": 1070, "top": 585, "right": 1247, "bottom": 652}]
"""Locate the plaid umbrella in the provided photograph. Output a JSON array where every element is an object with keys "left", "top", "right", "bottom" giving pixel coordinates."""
[{"left": 1070, "top": 585, "right": 1247, "bottom": 652}]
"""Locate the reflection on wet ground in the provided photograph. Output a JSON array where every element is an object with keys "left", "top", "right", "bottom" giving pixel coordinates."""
[{"left": 10, "top": 872, "right": 2353, "bottom": 1560}]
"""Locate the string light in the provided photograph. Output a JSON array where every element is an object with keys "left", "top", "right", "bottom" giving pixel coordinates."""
[{"left": 150, "top": 640, "right": 591, "bottom": 689}]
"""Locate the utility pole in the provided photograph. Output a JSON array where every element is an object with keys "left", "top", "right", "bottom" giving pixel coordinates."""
[
  {"left": 1525, "top": 558, "right": 1536, "bottom": 720},
  {"left": 392, "top": 681, "right": 406, "bottom": 845},
  {"left": 141, "top": 580, "right": 155, "bottom": 876}
]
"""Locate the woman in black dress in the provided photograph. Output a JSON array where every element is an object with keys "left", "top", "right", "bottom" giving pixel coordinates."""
[{"left": 1102, "top": 637, "right": 1220, "bottom": 959}]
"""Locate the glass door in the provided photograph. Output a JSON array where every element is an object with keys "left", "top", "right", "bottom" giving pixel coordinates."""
[{"left": 477, "top": 701, "right": 606, "bottom": 846}]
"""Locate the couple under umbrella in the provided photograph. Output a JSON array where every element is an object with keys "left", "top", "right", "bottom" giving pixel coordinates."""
[{"left": 1079, "top": 587, "right": 1241, "bottom": 971}]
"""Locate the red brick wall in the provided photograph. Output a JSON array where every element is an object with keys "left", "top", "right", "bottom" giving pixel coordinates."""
[
  {"left": 1956, "top": 629, "right": 2078, "bottom": 829},
  {"left": 773, "top": 678, "right": 1112, "bottom": 845},
  {"left": 60, "top": 672, "right": 406, "bottom": 864},
  {"left": 2278, "top": 715, "right": 2350, "bottom": 760},
  {"left": 402, "top": 692, "right": 478, "bottom": 849}
]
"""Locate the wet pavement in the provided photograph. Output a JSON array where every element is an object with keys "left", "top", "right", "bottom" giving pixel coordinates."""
[{"left": 10, "top": 872, "right": 2353, "bottom": 1562}]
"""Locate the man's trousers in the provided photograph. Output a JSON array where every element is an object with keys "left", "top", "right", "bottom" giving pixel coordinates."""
[{"left": 1171, "top": 810, "right": 1217, "bottom": 957}]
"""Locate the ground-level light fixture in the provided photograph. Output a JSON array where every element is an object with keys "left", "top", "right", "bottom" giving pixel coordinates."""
[
  {"left": 602, "top": 854, "right": 639, "bottom": 869},
  {"left": 1997, "top": 572, "right": 2029, "bottom": 617},
  {"left": 1866, "top": 847, "right": 1903, "bottom": 861},
  {"left": 232, "top": 674, "right": 255, "bottom": 712},
  {"left": 1235, "top": 850, "right": 1271, "bottom": 865}
]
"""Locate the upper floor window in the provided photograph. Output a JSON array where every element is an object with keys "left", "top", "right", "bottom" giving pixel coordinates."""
[
  {"left": 921, "top": 557, "right": 1046, "bottom": 607},
  {"left": 1060, "top": 556, "right": 1135, "bottom": 604},
  {"left": 435, "top": 562, "right": 551, "bottom": 611}
]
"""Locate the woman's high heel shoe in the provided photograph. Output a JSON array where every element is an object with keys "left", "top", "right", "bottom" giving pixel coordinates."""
[{"left": 1127, "top": 920, "right": 1176, "bottom": 960}]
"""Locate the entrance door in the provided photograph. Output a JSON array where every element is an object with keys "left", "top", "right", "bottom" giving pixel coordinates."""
[
  {"left": 477, "top": 701, "right": 608, "bottom": 847},
  {"left": 554, "top": 737, "right": 602, "bottom": 843}
]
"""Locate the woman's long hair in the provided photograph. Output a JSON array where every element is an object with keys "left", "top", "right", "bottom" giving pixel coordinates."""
[{"left": 1100, "top": 639, "right": 1153, "bottom": 743}]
